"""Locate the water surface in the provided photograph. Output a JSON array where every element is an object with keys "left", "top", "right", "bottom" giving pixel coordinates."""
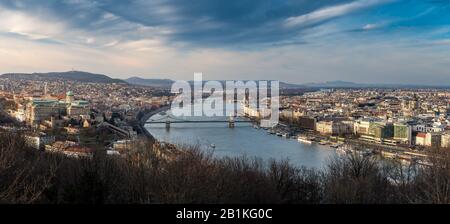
[{"left": 145, "top": 109, "right": 337, "bottom": 169}]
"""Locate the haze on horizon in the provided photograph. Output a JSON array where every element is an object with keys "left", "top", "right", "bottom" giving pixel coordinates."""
[{"left": 0, "top": 0, "right": 449, "bottom": 85}]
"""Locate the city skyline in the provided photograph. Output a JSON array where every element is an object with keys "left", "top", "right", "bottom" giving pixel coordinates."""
[{"left": 0, "top": 0, "right": 450, "bottom": 84}]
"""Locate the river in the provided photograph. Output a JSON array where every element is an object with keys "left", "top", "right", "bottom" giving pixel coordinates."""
[{"left": 145, "top": 102, "right": 337, "bottom": 169}]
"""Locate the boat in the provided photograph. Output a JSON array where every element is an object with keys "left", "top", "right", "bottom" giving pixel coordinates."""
[
  {"left": 336, "top": 146, "right": 348, "bottom": 154},
  {"left": 297, "top": 136, "right": 313, "bottom": 144},
  {"left": 310, "top": 137, "right": 317, "bottom": 142},
  {"left": 330, "top": 143, "right": 341, "bottom": 148}
]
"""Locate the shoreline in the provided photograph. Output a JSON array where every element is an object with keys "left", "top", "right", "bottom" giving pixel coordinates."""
[
  {"left": 138, "top": 105, "right": 171, "bottom": 141},
  {"left": 137, "top": 109, "right": 430, "bottom": 167}
]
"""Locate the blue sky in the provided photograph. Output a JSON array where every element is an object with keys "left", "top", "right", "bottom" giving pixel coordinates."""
[{"left": 0, "top": 0, "right": 449, "bottom": 84}]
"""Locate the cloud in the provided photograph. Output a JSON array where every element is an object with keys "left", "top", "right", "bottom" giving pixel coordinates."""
[
  {"left": 284, "top": 0, "right": 392, "bottom": 27},
  {"left": 362, "top": 23, "right": 380, "bottom": 30},
  {"left": 0, "top": 7, "right": 64, "bottom": 41},
  {"left": 0, "top": 0, "right": 379, "bottom": 47},
  {"left": 0, "top": 0, "right": 449, "bottom": 85}
]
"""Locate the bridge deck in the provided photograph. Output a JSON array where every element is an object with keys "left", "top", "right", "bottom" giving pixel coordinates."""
[{"left": 145, "top": 120, "right": 253, "bottom": 124}]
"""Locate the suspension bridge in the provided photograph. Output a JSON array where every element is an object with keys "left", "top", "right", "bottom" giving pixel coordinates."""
[{"left": 144, "top": 114, "right": 254, "bottom": 129}]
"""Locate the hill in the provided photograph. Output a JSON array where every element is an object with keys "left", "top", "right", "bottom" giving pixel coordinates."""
[
  {"left": 125, "top": 77, "right": 307, "bottom": 89},
  {"left": 125, "top": 77, "right": 174, "bottom": 88},
  {"left": 303, "top": 80, "right": 361, "bottom": 88},
  {"left": 302, "top": 80, "right": 450, "bottom": 88},
  {"left": 1, "top": 71, "right": 126, "bottom": 84}
]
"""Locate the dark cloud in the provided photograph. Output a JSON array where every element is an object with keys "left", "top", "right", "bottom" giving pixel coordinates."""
[
  {"left": 0, "top": 0, "right": 364, "bottom": 47},
  {"left": 96, "top": 0, "right": 357, "bottom": 46}
]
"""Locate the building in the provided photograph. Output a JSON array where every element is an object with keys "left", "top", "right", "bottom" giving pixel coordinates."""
[
  {"left": 42, "top": 116, "right": 64, "bottom": 129},
  {"left": 67, "top": 100, "right": 90, "bottom": 117},
  {"left": 298, "top": 116, "right": 316, "bottom": 130},
  {"left": 316, "top": 121, "right": 333, "bottom": 135},
  {"left": 368, "top": 122, "right": 394, "bottom": 139},
  {"left": 356, "top": 121, "right": 398, "bottom": 144},
  {"left": 25, "top": 133, "right": 56, "bottom": 150},
  {"left": 402, "top": 98, "right": 419, "bottom": 112},
  {"left": 26, "top": 99, "right": 66, "bottom": 125},
  {"left": 242, "top": 104, "right": 272, "bottom": 119},
  {"left": 45, "top": 141, "right": 94, "bottom": 158},
  {"left": 280, "top": 109, "right": 303, "bottom": 120},
  {"left": 24, "top": 91, "right": 90, "bottom": 126},
  {"left": 415, "top": 132, "right": 427, "bottom": 146},
  {"left": 393, "top": 123, "right": 413, "bottom": 144},
  {"left": 316, "top": 120, "right": 353, "bottom": 136},
  {"left": 425, "top": 132, "right": 442, "bottom": 147},
  {"left": 412, "top": 124, "right": 444, "bottom": 133},
  {"left": 9, "top": 106, "right": 26, "bottom": 122},
  {"left": 66, "top": 91, "right": 75, "bottom": 104},
  {"left": 65, "top": 126, "right": 81, "bottom": 135},
  {"left": 280, "top": 109, "right": 294, "bottom": 119},
  {"left": 441, "top": 132, "right": 450, "bottom": 148},
  {"left": 243, "top": 104, "right": 260, "bottom": 118},
  {"left": 354, "top": 120, "right": 371, "bottom": 135},
  {"left": 415, "top": 132, "right": 441, "bottom": 147}
]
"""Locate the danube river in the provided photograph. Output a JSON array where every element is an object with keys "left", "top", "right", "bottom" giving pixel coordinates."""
[
  {"left": 145, "top": 110, "right": 337, "bottom": 169},
  {"left": 145, "top": 98, "right": 338, "bottom": 169}
]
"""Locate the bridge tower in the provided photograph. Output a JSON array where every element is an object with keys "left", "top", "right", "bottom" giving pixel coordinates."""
[
  {"left": 228, "top": 115, "right": 235, "bottom": 128},
  {"left": 165, "top": 120, "right": 171, "bottom": 130}
]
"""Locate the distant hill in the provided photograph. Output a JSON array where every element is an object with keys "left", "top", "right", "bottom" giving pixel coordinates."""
[
  {"left": 125, "top": 77, "right": 307, "bottom": 89},
  {"left": 125, "top": 77, "right": 450, "bottom": 89},
  {"left": 125, "top": 77, "right": 174, "bottom": 88},
  {"left": 303, "top": 80, "right": 361, "bottom": 88},
  {"left": 302, "top": 80, "right": 450, "bottom": 88},
  {"left": 279, "top": 82, "right": 307, "bottom": 89},
  {"left": 1, "top": 71, "right": 126, "bottom": 84}
]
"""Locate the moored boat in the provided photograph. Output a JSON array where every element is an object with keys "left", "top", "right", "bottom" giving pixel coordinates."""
[{"left": 297, "top": 136, "right": 313, "bottom": 144}]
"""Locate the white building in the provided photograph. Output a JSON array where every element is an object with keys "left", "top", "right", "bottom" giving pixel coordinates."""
[
  {"left": 441, "top": 132, "right": 450, "bottom": 148},
  {"left": 25, "top": 133, "right": 56, "bottom": 150},
  {"left": 412, "top": 124, "right": 444, "bottom": 133}
]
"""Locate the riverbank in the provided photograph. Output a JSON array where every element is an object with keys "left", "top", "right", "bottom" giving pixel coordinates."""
[
  {"left": 256, "top": 118, "right": 431, "bottom": 165},
  {"left": 137, "top": 105, "right": 171, "bottom": 141},
  {"left": 142, "top": 109, "right": 427, "bottom": 167}
]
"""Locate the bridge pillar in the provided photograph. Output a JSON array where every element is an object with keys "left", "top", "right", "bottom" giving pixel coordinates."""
[
  {"left": 228, "top": 117, "right": 235, "bottom": 128},
  {"left": 165, "top": 120, "right": 171, "bottom": 130}
]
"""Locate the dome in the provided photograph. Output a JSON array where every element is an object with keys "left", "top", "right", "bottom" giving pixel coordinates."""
[{"left": 66, "top": 91, "right": 74, "bottom": 96}]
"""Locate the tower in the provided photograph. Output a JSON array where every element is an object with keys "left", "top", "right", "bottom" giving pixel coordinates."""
[
  {"left": 44, "top": 82, "right": 48, "bottom": 97},
  {"left": 66, "top": 91, "right": 74, "bottom": 104},
  {"left": 50, "top": 116, "right": 56, "bottom": 129}
]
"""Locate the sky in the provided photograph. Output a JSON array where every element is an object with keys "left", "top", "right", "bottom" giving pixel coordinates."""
[{"left": 0, "top": 0, "right": 450, "bottom": 84}]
